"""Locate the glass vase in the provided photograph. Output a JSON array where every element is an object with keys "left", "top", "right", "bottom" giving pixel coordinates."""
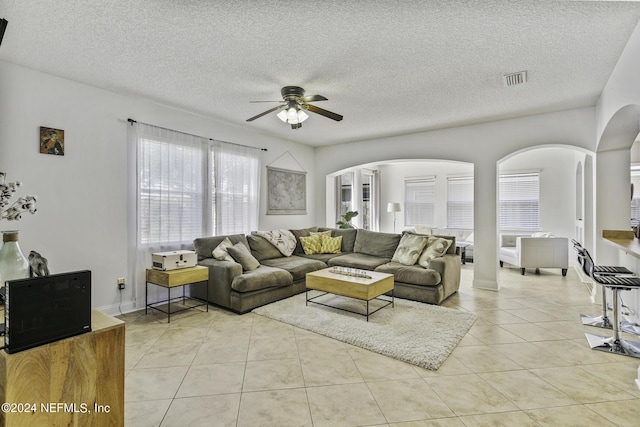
[{"left": 0, "top": 230, "right": 30, "bottom": 287}]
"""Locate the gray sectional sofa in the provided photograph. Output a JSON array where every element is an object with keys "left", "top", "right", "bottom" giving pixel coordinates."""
[{"left": 191, "top": 227, "right": 461, "bottom": 314}]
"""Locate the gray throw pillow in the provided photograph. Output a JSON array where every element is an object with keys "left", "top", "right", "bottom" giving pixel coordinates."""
[
  {"left": 391, "top": 233, "right": 429, "bottom": 265},
  {"left": 227, "top": 242, "right": 260, "bottom": 271}
]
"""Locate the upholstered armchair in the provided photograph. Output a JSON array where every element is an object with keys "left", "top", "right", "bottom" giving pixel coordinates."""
[{"left": 499, "top": 234, "right": 568, "bottom": 276}]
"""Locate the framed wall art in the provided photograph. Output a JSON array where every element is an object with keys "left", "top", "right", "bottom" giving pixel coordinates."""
[
  {"left": 267, "top": 166, "right": 306, "bottom": 215},
  {"left": 40, "top": 127, "right": 64, "bottom": 156}
]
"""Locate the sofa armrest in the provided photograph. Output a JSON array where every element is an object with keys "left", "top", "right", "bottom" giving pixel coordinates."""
[
  {"left": 194, "top": 258, "right": 243, "bottom": 309},
  {"left": 428, "top": 254, "right": 461, "bottom": 297}
]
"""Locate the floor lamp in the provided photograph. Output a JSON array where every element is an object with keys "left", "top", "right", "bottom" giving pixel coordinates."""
[{"left": 387, "top": 202, "right": 401, "bottom": 233}]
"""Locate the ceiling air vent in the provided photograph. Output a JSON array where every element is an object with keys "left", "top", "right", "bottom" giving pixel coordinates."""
[{"left": 503, "top": 71, "right": 527, "bottom": 87}]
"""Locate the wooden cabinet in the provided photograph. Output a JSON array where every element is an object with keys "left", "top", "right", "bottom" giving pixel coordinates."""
[{"left": 0, "top": 309, "right": 124, "bottom": 426}]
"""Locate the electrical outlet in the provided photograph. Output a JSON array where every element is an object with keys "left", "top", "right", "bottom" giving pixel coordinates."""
[{"left": 117, "top": 278, "right": 125, "bottom": 290}]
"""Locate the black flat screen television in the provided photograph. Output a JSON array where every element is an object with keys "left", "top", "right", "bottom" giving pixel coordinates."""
[{"left": 3, "top": 270, "right": 91, "bottom": 354}]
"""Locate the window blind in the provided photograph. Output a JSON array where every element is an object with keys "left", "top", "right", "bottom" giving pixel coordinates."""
[
  {"left": 405, "top": 177, "right": 435, "bottom": 226},
  {"left": 446, "top": 176, "right": 474, "bottom": 228},
  {"left": 136, "top": 123, "right": 260, "bottom": 246},
  {"left": 138, "top": 129, "right": 208, "bottom": 246},
  {"left": 499, "top": 172, "right": 539, "bottom": 230},
  {"left": 631, "top": 170, "right": 640, "bottom": 221}
]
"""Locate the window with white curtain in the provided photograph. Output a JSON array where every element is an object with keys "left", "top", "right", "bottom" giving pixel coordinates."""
[
  {"left": 499, "top": 172, "right": 539, "bottom": 230},
  {"left": 404, "top": 177, "right": 435, "bottom": 226},
  {"left": 137, "top": 125, "right": 208, "bottom": 246},
  {"left": 446, "top": 176, "right": 474, "bottom": 228},
  {"left": 136, "top": 123, "right": 260, "bottom": 247}
]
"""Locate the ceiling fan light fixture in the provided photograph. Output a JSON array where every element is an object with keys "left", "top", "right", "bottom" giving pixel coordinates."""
[
  {"left": 246, "top": 86, "right": 342, "bottom": 127},
  {"left": 277, "top": 106, "right": 308, "bottom": 126},
  {"left": 287, "top": 107, "right": 299, "bottom": 123},
  {"left": 297, "top": 109, "right": 309, "bottom": 123}
]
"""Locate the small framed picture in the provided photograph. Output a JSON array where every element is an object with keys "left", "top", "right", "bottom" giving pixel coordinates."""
[{"left": 40, "top": 127, "right": 64, "bottom": 156}]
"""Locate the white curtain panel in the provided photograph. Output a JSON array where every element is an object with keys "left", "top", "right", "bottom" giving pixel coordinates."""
[
  {"left": 128, "top": 122, "right": 261, "bottom": 307},
  {"left": 370, "top": 170, "right": 381, "bottom": 231},
  {"left": 211, "top": 140, "right": 260, "bottom": 235}
]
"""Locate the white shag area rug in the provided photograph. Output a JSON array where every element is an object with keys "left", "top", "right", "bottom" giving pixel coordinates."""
[{"left": 252, "top": 292, "right": 476, "bottom": 370}]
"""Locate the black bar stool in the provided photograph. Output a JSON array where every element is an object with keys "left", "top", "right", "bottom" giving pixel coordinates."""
[
  {"left": 579, "top": 250, "right": 640, "bottom": 358},
  {"left": 572, "top": 241, "right": 632, "bottom": 329}
]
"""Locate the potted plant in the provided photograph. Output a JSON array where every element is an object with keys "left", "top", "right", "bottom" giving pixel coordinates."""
[{"left": 337, "top": 211, "right": 358, "bottom": 229}]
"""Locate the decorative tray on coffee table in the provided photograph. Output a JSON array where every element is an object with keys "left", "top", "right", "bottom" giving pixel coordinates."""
[{"left": 328, "top": 267, "right": 372, "bottom": 279}]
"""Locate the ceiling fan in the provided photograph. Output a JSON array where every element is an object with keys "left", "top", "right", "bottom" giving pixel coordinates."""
[{"left": 246, "top": 86, "right": 343, "bottom": 129}]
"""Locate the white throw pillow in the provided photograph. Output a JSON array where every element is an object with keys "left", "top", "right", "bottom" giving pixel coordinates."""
[
  {"left": 531, "top": 232, "right": 552, "bottom": 238},
  {"left": 212, "top": 237, "right": 234, "bottom": 261},
  {"left": 253, "top": 229, "right": 297, "bottom": 257}
]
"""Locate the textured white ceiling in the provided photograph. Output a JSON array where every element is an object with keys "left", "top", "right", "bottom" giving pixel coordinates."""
[{"left": 1, "top": 1, "right": 640, "bottom": 146}]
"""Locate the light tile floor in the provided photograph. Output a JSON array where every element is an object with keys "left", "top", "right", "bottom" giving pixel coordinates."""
[{"left": 121, "top": 265, "right": 640, "bottom": 426}]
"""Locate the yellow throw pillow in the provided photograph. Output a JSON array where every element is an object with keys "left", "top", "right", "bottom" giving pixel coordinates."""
[
  {"left": 300, "top": 234, "right": 322, "bottom": 255},
  {"left": 310, "top": 230, "right": 332, "bottom": 241},
  {"left": 320, "top": 235, "right": 342, "bottom": 254}
]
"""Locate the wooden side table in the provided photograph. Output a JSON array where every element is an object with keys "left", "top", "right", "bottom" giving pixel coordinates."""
[
  {"left": 455, "top": 241, "right": 471, "bottom": 264},
  {"left": 145, "top": 266, "right": 209, "bottom": 323}
]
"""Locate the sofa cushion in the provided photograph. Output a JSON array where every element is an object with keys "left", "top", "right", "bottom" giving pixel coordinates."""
[
  {"left": 247, "top": 234, "right": 283, "bottom": 261},
  {"left": 227, "top": 242, "right": 261, "bottom": 271},
  {"left": 290, "top": 226, "right": 318, "bottom": 254},
  {"left": 299, "top": 252, "right": 343, "bottom": 263},
  {"left": 231, "top": 265, "right": 293, "bottom": 292},
  {"left": 328, "top": 253, "right": 391, "bottom": 270},
  {"left": 391, "top": 233, "right": 428, "bottom": 265},
  {"left": 418, "top": 236, "right": 452, "bottom": 268},
  {"left": 261, "top": 255, "right": 327, "bottom": 281},
  {"left": 194, "top": 234, "right": 249, "bottom": 261},
  {"left": 353, "top": 229, "right": 401, "bottom": 258},
  {"left": 212, "top": 237, "right": 234, "bottom": 261},
  {"left": 375, "top": 262, "right": 442, "bottom": 287},
  {"left": 319, "top": 227, "right": 357, "bottom": 252}
]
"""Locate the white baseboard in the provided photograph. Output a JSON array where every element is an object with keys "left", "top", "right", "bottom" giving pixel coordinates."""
[
  {"left": 96, "top": 300, "right": 138, "bottom": 316},
  {"left": 472, "top": 279, "right": 499, "bottom": 290}
]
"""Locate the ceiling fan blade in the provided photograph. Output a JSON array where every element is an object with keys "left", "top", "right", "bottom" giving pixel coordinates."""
[
  {"left": 303, "top": 104, "right": 343, "bottom": 121},
  {"left": 302, "top": 94, "right": 328, "bottom": 102},
  {"left": 246, "top": 105, "right": 284, "bottom": 122}
]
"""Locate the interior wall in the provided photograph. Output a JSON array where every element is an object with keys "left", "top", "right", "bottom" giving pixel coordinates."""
[
  {"left": 377, "top": 161, "right": 473, "bottom": 233},
  {"left": 315, "top": 108, "right": 596, "bottom": 290},
  {"left": 499, "top": 148, "right": 576, "bottom": 238},
  {"left": 0, "top": 60, "right": 315, "bottom": 313}
]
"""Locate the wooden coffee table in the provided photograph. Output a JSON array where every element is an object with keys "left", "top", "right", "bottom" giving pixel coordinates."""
[{"left": 305, "top": 267, "right": 394, "bottom": 321}]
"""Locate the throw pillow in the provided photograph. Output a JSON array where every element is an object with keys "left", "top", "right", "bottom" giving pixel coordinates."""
[
  {"left": 227, "top": 242, "right": 260, "bottom": 271},
  {"left": 290, "top": 226, "right": 318, "bottom": 254},
  {"left": 300, "top": 234, "right": 323, "bottom": 255},
  {"left": 418, "top": 236, "right": 452, "bottom": 268},
  {"left": 320, "top": 235, "right": 343, "bottom": 254},
  {"left": 310, "top": 230, "right": 332, "bottom": 242},
  {"left": 531, "top": 232, "right": 552, "bottom": 238},
  {"left": 252, "top": 229, "right": 297, "bottom": 256},
  {"left": 392, "top": 233, "right": 429, "bottom": 265},
  {"left": 212, "top": 237, "right": 234, "bottom": 261}
]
